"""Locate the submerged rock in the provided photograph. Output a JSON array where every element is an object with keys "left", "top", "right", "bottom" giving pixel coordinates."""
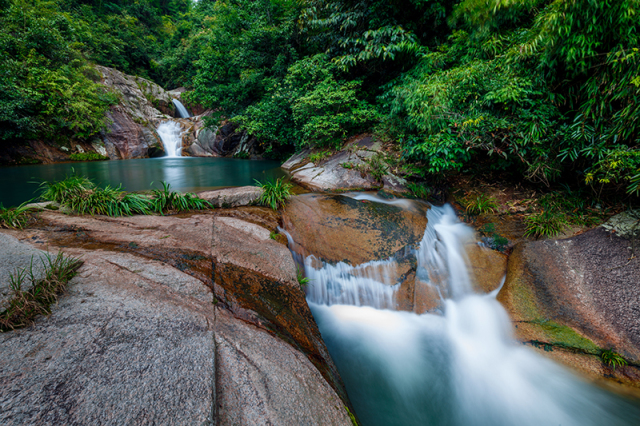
[{"left": 498, "top": 227, "right": 640, "bottom": 391}]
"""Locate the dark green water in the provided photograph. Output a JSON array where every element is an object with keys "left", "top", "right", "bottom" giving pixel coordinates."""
[{"left": 0, "top": 157, "right": 285, "bottom": 207}]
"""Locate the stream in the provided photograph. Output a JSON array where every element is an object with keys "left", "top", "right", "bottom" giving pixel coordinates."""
[{"left": 289, "top": 201, "right": 640, "bottom": 425}]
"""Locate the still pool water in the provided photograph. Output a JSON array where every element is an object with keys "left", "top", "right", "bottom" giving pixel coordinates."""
[{"left": 0, "top": 157, "right": 285, "bottom": 207}]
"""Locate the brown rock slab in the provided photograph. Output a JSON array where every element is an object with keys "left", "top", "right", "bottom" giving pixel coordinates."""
[
  {"left": 466, "top": 243, "right": 507, "bottom": 293},
  {"left": 498, "top": 228, "right": 640, "bottom": 390},
  {"left": 283, "top": 193, "right": 428, "bottom": 266}
]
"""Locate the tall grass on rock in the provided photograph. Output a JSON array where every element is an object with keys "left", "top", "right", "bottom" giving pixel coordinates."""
[
  {"left": 0, "top": 252, "right": 82, "bottom": 331},
  {"left": 255, "top": 177, "right": 293, "bottom": 210},
  {"left": 0, "top": 202, "right": 36, "bottom": 229},
  {"left": 40, "top": 175, "right": 212, "bottom": 217},
  {"left": 149, "top": 182, "right": 212, "bottom": 214}
]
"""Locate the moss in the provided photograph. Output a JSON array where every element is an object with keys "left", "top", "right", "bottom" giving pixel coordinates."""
[{"left": 528, "top": 319, "right": 600, "bottom": 353}]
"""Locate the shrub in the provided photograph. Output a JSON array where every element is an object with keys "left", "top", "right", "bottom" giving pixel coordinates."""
[
  {"left": 0, "top": 202, "right": 36, "bottom": 229},
  {"left": 69, "top": 152, "right": 109, "bottom": 162},
  {"left": 406, "top": 182, "right": 432, "bottom": 200},
  {"left": 524, "top": 211, "right": 567, "bottom": 239},
  {"left": 255, "top": 177, "right": 293, "bottom": 210},
  {"left": 307, "top": 150, "right": 332, "bottom": 164},
  {"left": 462, "top": 193, "right": 498, "bottom": 215},
  {"left": 0, "top": 252, "right": 82, "bottom": 331}
]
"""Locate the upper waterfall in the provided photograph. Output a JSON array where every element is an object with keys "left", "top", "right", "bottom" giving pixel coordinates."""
[{"left": 172, "top": 99, "right": 191, "bottom": 118}]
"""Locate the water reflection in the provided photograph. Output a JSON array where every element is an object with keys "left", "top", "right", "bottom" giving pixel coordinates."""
[{"left": 0, "top": 157, "right": 285, "bottom": 207}]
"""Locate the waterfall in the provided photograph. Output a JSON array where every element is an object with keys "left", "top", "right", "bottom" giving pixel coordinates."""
[
  {"left": 172, "top": 99, "right": 191, "bottom": 118},
  {"left": 287, "top": 202, "right": 640, "bottom": 426},
  {"left": 157, "top": 121, "right": 183, "bottom": 157}
]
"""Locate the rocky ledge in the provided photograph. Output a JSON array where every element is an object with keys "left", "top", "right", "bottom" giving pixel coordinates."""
[
  {"left": 497, "top": 220, "right": 640, "bottom": 395},
  {"left": 0, "top": 207, "right": 355, "bottom": 425}
]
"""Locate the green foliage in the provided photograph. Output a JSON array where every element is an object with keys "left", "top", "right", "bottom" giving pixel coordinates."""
[
  {"left": 307, "top": 150, "right": 332, "bottom": 164},
  {"left": 237, "top": 54, "right": 378, "bottom": 151},
  {"left": 524, "top": 210, "right": 567, "bottom": 239},
  {"left": 297, "top": 267, "right": 310, "bottom": 288},
  {"left": 233, "top": 151, "right": 250, "bottom": 159},
  {"left": 269, "top": 231, "right": 278, "bottom": 240},
  {"left": 189, "top": 0, "right": 300, "bottom": 116},
  {"left": 40, "top": 175, "right": 211, "bottom": 216},
  {"left": 0, "top": 252, "right": 82, "bottom": 331},
  {"left": 69, "top": 152, "right": 109, "bottom": 162},
  {"left": 255, "top": 177, "right": 293, "bottom": 210},
  {"left": 0, "top": 0, "right": 118, "bottom": 144},
  {"left": 0, "top": 202, "right": 36, "bottom": 229},
  {"left": 149, "top": 181, "right": 212, "bottom": 214},
  {"left": 406, "top": 182, "right": 432, "bottom": 200},
  {"left": 39, "top": 174, "right": 95, "bottom": 205},
  {"left": 479, "top": 223, "right": 508, "bottom": 252},
  {"left": 600, "top": 349, "right": 628, "bottom": 370},
  {"left": 461, "top": 193, "right": 498, "bottom": 215}
]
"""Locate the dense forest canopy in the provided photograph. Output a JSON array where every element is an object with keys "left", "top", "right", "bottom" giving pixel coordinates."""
[{"left": 1, "top": 0, "right": 639, "bottom": 196}]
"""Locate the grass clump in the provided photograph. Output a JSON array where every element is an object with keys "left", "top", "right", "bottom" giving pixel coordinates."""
[
  {"left": 0, "top": 252, "right": 82, "bottom": 331},
  {"left": 69, "top": 152, "right": 108, "bottom": 162},
  {"left": 462, "top": 193, "right": 498, "bottom": 215},
  {"left": 524, "top": 210, "right": 567, "bottom": 239},
  {"left": 307, "top": 150, "right": 332, "bottom": 164},
  {"left": 40, "top": 174, "right": 212, "bottom": 217},
  {"left": 40, "top": 174, "right": 94, "bottom": 205},
  {"left": 255, "top": 177, "right": 293, "bottom": 210},
  {"left": 600, "top": 349, "right": 628, "bottom": 370},
  {"left": 406, "top": 182, "right": 432, "bottom": 200},
  {"left": 0, "top": 202, "right": 36, "bottom": 229},
  {"left": 297, "top": 267, "right": 310, "bottom": 288},
  {"left": 149, "top": 182, "right": 212, "bottom": 214}
]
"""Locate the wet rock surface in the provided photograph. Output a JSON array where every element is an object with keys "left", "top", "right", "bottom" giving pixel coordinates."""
[
  {"left": 96, "top": 66, "right": 169, "bottom": 159},
  {"left": 283, "top": 193, "right": 429, "bottom": 266},
  {"left": 498, "top": 227, "right": 640, "bottom": 390},
  {"left": 0, "top": 210, "right": 353, "bottom": 424}
]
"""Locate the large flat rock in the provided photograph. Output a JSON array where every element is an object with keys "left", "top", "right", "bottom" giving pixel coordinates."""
[
  {"left": 0, "top": 249, "right": 216, "bottom": 426},
  {"left": 1, "top": 211, "right": 354, "bottom": 422}
]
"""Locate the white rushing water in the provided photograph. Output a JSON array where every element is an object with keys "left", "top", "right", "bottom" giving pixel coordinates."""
[
  {"left": 172, "top": 99, "right": 191, "bottom": 118},
  {"left": 157, "top": 121, "right": 183, "bottom": 157},
  {"left": 297, "top": 203, "right": 640, "bottom": 426}
]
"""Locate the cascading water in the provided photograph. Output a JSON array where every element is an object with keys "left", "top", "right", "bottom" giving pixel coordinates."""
[
  {"left": 157, "top": 121, "right": 183, "bottom": 157},
  {"left": 172, "top": 99, "right": 191, "bottom": 118},
  {"left": 292, "top": 202, "right": 640, "bottom": 426}
]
